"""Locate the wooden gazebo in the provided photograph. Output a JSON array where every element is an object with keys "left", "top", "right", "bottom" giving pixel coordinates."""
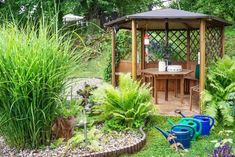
[{"left": 104, "top": 8, "right": 230, "bottom": 112}]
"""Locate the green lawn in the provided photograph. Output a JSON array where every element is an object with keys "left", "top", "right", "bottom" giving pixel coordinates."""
[{"left": 123, "top": 116, "right": 235, "bottom": 157}]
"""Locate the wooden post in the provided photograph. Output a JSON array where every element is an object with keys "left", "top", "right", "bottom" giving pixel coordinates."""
[
  {"left": 111, "top": 28, "right": 116, "bottom": 86},
  {"left": 141, "top": 29, "right": 145, "bottom": 70},
  {"left": 165, "top": 21, "right": 169, "bottom": 101},
  {"left": 199, "top": 20, "right": 206, "bottom": 111},
  {"left": 132, "top": 20, "right": 137, "bottom": 80},
  {"left": 186, "top": 29, "right": 191, "bottom": 68},
  {"left": 220, "top": 26, "right": 225, "bottom": 57}
]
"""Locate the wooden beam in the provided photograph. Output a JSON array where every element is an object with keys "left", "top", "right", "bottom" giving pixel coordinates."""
[
  {"left": 111, "top": 28, "right": 116, "bottom": 86},
  {"left": 220, "top": 26, "right": 225, "bottom": 57},
  {"left": 182, "top": 22, "right": 193, "bottom": 29},
  {"left": 141, "top": 29, "right": 145, "bottom": 70},
  {"left": 199, "top": 20, "right": 206, "bottom": 112},
  {"left": 132, "top": 20, "right": 137, "bottom": 80},
  {"left": 186, "top": 29, "right": 191, "bottom": 68}
]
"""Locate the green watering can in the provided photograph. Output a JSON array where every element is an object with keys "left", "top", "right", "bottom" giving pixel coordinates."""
[{"left": 166, "top": 117, "right": 202, "bottom": 140}]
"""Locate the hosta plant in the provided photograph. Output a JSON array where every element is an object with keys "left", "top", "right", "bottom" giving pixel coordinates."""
[
  {"left": 93, "top": 74, "right": 155, "bottom": 129},
  {"left": 0, "top": 23, "right": 77, "bottom": 148},
  {"left": 202, "top": 56, "right": 235, "bottom": 126}
]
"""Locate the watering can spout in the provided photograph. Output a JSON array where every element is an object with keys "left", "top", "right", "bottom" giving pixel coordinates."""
[{"left": 154, "top": 126, "right": 169, "bottom": 139}]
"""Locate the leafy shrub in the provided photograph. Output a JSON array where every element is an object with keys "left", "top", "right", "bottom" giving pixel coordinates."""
[
  {"left": 0, "top": 23, "right": 77, "bottom": 148},
  {"left": 202, "top": 56, "right": 235, "bottom": 126},
  {"left": 93, "top": 74, "right": 155, "bottom": 129}
]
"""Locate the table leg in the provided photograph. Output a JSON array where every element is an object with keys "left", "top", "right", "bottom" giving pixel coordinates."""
[
  {"left": 165, "top": 79, "right": 168, "bottom": 101},
  {"left": 154, "top": 75, "right": 158, "bottom": 104},
  {"left": 174, "top": 79, "right": 178, "bottom": 97},
  {"left": 180, "top": 78, "right": 184, "bottom": 105},
  {"left": 151, "top": 75, "right": 154, "bottom": 97}
]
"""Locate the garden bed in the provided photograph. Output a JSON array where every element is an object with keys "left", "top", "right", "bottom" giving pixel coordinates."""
[{"left": 0, "top": 126, "right": 146, "bottom": 157}]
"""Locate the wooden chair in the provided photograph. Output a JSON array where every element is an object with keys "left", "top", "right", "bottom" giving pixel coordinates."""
[
  {"left": 189, "top": 85, "right": 199, "bottom": 111},
  {"left": 184, "top": 62, "right": 199, "bottom": 94},
  {"left": 184, "top": 76, "right": 198, "bottom": 94}
]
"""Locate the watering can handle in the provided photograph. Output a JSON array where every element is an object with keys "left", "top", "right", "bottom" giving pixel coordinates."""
[
  {"left": 174, "top": 109, "right": 186, "bottom": 117},
  {"left": 180, "top": 118, "right": 202, "bottom": 134},
  {"left": 171, "top": 125, "right": 195, "bottom": 140},
  {"left": 194, "top": 115, "right": 215, "bottom": 129},
  {"left": 208, "top": 116, "right": 215, "bottom": 129}
]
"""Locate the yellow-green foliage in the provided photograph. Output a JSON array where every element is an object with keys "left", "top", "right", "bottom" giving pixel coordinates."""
[{"left": 0, "top": 23, "right": 77, "bottom": 148}]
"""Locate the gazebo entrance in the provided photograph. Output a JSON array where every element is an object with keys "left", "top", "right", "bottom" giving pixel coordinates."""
[{"left": 104, "top": 8, "right": 230, "bottom": 115}]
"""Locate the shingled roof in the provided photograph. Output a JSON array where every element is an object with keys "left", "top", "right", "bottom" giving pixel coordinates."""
[{"left": 104, "top": 8, "right": 231, "bottom": 30}]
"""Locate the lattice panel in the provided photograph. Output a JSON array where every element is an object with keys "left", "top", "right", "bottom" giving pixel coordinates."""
[
  {"left": 148, "top": 31, "right": 167, "bottom": 60},
  {"left": 147, "top": 30, "right": 187, "bottom": 61},
  {"left": 190, "top": 30, "right": 200, "bottom": 62},
  {"left": 168, "top": 30, "right": 187, "bottom": 61},
  {"left": 148, "top": 31, "right": 165, "bottom": 42},
  {"left": 206, "top": 27, "right": 222, "bottom": 64}
]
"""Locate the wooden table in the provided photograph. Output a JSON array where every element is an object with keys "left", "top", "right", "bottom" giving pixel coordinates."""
[{"left": 140, "top": 68, "right": 193, "bottom": 104}]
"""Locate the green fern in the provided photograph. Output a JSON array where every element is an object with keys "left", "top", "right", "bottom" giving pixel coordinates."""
[
  {"left": 93, "top": 74, "right": 156, "bottom": 129},
  {"left": 203, "top": 56, "right": 235, "bottom": 126}
]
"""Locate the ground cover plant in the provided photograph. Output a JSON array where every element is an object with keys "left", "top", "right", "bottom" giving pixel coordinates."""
[
  {"left": 93, "top": 74, "right": 155, "bottom": 130},
  {"left": 202, "top": 56, "right": 235, "bottom": 126},
  {"left": 0, "top": 23, "right": 77, "bottom": 148}
]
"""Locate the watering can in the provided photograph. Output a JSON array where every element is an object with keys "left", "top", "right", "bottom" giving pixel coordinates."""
[
  {"left": 175, "top": 109, "right": 215, "bottom": 136},
  {"left": 154, "top": 125, "right": 195, "bottom": 149},
  {"left": 165, "top": 114, "right": 202, "bottom": 140}
]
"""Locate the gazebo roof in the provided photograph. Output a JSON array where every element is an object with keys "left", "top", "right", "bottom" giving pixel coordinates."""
[{"left": 104, "top": 8, "right": 231, "bottom": 30}]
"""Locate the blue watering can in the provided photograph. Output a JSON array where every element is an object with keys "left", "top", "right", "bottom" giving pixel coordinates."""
[
  {"left": 175, "top": 109, "right": 215, "bottom": 136},
  {"left": 193, "top": 114, "right": 214, "bottom": 136},
  {"left": 154, "top": 125, "right": 195, "bottom": 149},
  {"left": 166, "top": 116, "right": 202, "bottom": 140}
]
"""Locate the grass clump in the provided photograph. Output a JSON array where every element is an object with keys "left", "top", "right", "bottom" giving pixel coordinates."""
[{"left": 0, "top": 23, "right": 77, "bottom": 148}]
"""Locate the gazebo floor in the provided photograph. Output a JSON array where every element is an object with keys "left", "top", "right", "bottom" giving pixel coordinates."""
[{"left": 153, "top": 91, "right": 200, "bottom": 116}]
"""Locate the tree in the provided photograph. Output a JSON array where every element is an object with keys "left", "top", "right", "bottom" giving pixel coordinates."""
[
  {"left": 0, "top": 0, "right": 162, "bottom": 27},
  {"left": 171, "top": 0, "right": 235, "bottom": 22}
]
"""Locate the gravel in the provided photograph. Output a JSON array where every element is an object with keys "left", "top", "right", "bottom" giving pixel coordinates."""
[{"left": 0, "top": 128, "right": 143, "bottom": 157}]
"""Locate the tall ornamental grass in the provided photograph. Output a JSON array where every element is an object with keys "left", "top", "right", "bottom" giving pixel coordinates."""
[{"left": 0, "top": 23, "right": 77, "bottom": 148}]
